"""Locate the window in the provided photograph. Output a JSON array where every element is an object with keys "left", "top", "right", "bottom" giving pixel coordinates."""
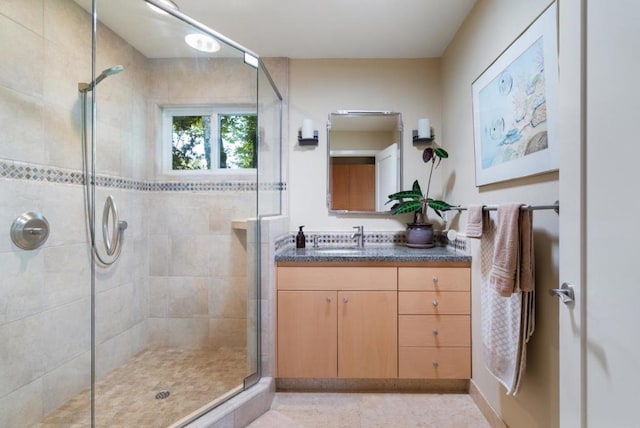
[{"left": 162, "top": 106, "right": 257, "bottom": 173}]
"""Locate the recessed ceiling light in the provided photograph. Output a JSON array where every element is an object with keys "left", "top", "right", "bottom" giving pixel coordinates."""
[
  {"left": 185, "top": 33, "right": 221, "bottom": 53},
  {"left": 147, "top": 0, "right": 179, "bottom": 16}
]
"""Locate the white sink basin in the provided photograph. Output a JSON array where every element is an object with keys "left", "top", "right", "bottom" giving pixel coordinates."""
[{"left": 312, "top": 248, "right": 364, "bottom": 255}]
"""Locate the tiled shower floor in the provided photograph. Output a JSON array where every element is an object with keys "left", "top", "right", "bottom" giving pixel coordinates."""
[{"left": 36, "top": 347, "right": 248, "bottom": 428}]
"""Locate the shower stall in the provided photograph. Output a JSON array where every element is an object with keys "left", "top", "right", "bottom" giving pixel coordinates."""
[{"left": 0, "top": 0, "right": 282, "bottom": 426}]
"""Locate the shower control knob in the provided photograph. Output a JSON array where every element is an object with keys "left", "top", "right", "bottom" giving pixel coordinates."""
[{"left": 10, "top": 212, "right": 50, "bottom": 251}]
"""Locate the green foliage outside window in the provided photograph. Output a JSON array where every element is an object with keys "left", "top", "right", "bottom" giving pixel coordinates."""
[
  {"left": 219, "top": 114, "right": 257, "bottom": 169},
  {"left": 172, "top": 115, "right": 210, "bottom": 170},
  {"left": 171, "top": 112, "right": 256, "bottom": 171}
]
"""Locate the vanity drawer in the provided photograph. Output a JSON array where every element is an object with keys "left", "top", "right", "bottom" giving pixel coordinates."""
[
  {"left": 277, "top": 267, "right": 397, "bottom": 291},
  {"left": 399, "top": 315, "right": 470, "bottom": 347},
  {"left": 399, "top": 347, "right": 471, "bottom": 379},
  {"left": 398, "top": 291, "right": 470, "bottom": 315},
  {"left": 398, "top": 267, "right": 470, "bottom": 292}
]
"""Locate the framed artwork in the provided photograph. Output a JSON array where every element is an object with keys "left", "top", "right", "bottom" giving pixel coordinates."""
[{"left": 472, "top": 2, "right": 558, "bottom": 186}]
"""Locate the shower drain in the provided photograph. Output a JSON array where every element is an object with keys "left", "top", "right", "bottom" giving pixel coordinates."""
[{"left": 155, "top": 390, "right": 170, "bottom": 400}]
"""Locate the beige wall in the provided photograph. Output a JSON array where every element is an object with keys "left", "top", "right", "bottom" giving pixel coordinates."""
[
  {"left": 288, "top": 59, "right": 443, "bottom": 231},
  {"left": 441, "top": 1, "right": 559, "bottom": 427},
  {"left": 331, "top": 130, "right": 396, "bottom": 152}
]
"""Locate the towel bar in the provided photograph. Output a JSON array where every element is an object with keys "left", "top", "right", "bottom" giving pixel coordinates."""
[{"left": 455, "top": 200, "right": 559, "bottom": 215}]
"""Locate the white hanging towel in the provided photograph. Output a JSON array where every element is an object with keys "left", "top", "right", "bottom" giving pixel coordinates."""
[{"left": 480, "top": 210, "right": 535, "bottom": 395}]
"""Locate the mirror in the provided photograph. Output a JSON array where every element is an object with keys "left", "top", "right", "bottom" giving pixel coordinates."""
[{"left": 327, "top": 111, "right": 403, "bottom": 213}]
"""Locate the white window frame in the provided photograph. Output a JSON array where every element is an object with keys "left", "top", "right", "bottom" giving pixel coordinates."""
[{"left": 161, "top": 105, "right": 257, "bottom": 175}]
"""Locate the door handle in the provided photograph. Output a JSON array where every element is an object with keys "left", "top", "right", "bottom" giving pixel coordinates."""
[{"left": 549, "top": 282, "right": 575, "bottom": 305}]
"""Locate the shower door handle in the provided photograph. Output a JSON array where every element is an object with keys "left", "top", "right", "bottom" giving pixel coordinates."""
[{"left": 549, "top": 282, "right": 575, "bottom": 305}]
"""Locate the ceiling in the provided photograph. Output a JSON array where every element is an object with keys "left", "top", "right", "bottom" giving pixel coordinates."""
[{"left": 76, "top": 0, "right": 477, "bottom": 59}]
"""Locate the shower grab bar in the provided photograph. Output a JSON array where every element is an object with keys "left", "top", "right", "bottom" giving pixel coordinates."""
[
  {"left": 454, "top": 200, "right": 560, "bottom": 215},
  {"left": 102, "top": 196, "right": 127, "bottom": 257}
]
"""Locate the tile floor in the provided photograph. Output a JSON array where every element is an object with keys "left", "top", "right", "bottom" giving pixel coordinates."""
[
  {"left": 247, "top": 392, "right": 491, "bottom": 428},
  {"left": 36, "top": 347, "right": 248, "bottom": 428}
]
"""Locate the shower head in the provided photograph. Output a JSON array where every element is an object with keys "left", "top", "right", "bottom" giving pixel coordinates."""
[{"left": 78, "top": 65, "right": 124, "bottom": 93}]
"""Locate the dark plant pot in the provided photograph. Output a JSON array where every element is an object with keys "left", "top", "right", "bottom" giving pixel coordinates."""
[{"left": 405, "top": 223, "right": 435, "bottom": 248}]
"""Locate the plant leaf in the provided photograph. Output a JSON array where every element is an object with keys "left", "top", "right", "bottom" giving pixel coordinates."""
[
  {"left": 432, "top": 209, "right": 444, "bottom": 220},
  {"left": 412, "top": 179, "right": 422, "bottom": 194},
  {"left": 427, "top": 199, "right": 456, "bottom": 211},
  {"left": 391, "top": 200, "right": 423, "bottom": 215},
  {"left": 434, "top": 147, "right": 449, "bottom": 158},
  {"left": 386, "top": 189, "right": 422, "bottom": 202},
  {"left": 422, "top": 148, "right": 434, "bottom": 163}
]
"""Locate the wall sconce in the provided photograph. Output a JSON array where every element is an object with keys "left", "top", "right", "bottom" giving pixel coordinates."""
[
  {"left": 298, "top": 119, "right": 318, "bottom": 146},
  {"left": 412, "top": 118, "right": 434, "bottom": 145}
]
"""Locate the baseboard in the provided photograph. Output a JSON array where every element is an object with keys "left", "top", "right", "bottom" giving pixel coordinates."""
[
  {"left": 469, "top": 380, "right": 507, "bottom": 428},
  {"left": 276, "top": 378, "right": 469, "bottom": 393}
]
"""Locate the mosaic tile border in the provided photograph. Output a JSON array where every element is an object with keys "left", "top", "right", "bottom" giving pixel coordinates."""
[
  {"left": 0, "top": 159, "right": 286, "bottom": 192},
  {"left": 448, "top": 236, "right": 467, "bottom": 253},
  {"left": 274, "top": 234, "right": 294, "bottom": 253},
  {"left": 275, "top": 230, "right": 468, "bottom": 253}
]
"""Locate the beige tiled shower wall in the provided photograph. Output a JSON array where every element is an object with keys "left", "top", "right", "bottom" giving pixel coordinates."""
[
  {"left": 0, "top": 2, "right": 150, "bottom": 426},
  {"left": 0, "top": 1, "right": 261, "bottom": 426},
  {"left": 146, "top": 191, "right": 255, "bottom": 350}
]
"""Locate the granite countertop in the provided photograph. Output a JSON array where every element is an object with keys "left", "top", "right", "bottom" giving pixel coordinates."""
[{"left": 275, "top": 245, "right": 471, "bottom": 263}]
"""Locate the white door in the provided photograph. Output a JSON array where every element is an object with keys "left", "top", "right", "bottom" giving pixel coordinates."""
[
  {"left": 558, "top": 1, "right": 585, "bottom": 426},
  {"left": 559, "top": 1, "right": 640, "bottom": 426},
  {"left": 375, "top": 143, "right": 399, "bottom": 211}
]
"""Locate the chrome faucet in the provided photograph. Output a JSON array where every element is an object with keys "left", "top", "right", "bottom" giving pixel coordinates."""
[{"left": 352, "top": 225, "right": 364, "bottom": 248}]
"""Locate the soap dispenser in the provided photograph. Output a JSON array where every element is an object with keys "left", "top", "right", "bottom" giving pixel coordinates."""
[{"left": 296, "top": 226, "right": 306, "bottom": 248}]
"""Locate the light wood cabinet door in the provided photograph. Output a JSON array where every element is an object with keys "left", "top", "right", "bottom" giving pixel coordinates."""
[
  {"left": 277, "top": 290, "right": 337, "bottom": 378},
  {"left": 399, "top": 347, "right": 471, "bottom": 379},
  {"left": 398, "top": 267, "right": 470, "bottom": 291},
  {"left": 278, "top": 266, "right": 397, "bottom": 291},
  {"left": 399, "top": 315, "right": 471, "bottom": 347},
  {"left": 398, "top": 291, "right": 470, "bottom": 315},
  {"left": 338, "top": 291, "right": 397, "bottom": 378}
]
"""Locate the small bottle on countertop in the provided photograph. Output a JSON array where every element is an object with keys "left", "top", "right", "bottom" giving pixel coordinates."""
[{"left": 296, "top": 225, "right": 306, "bottom": 248}]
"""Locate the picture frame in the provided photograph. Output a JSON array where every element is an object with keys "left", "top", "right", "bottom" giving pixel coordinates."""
[{"left": 472, "top": 2, "right": 558, "bottom": 187}]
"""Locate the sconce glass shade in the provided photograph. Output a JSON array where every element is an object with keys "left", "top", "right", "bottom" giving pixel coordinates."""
[
  {"left": 298, "top": 119, "right": 318, "bottom": 146},
  {"left": 413, "top": 118, "right": 434, "bottom": 145},
  {"left": 302, "top": 119, "right": 314, "bottom": 139},
  {"left": 418, "top": 118, "right": 431, "bottom": 139}
]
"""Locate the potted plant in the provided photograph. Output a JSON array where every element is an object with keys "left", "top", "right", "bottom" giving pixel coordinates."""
[{"left": 386, "top": 146, "right": 456, "bottom": 248}]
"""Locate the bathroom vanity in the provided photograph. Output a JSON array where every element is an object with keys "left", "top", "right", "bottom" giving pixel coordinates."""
[{"left": 275, "top": 247, "right": 471, "bottom": 381}]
